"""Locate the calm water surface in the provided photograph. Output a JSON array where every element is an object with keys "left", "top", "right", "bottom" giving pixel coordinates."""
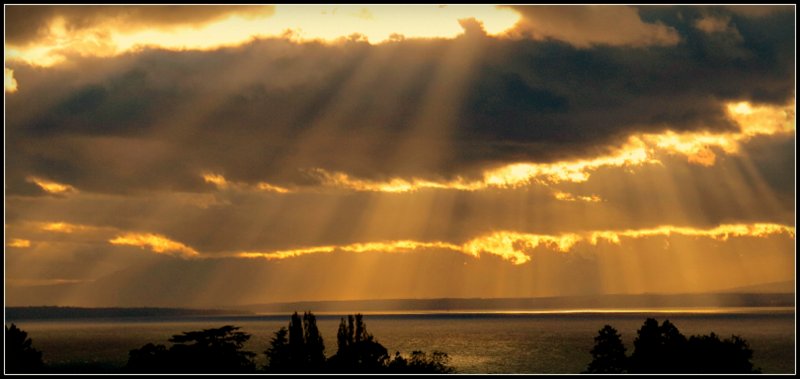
[{"left": 12, "top": 309, "right": 796, "bottom": 373}]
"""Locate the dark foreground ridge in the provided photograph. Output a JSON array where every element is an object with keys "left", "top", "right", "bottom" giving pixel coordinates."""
[
  {"left": 4, "top": 313, "right": 765, "bottom": 374},
  {"left": 4, "top": 312, "right": 453, "bottom": 374}
]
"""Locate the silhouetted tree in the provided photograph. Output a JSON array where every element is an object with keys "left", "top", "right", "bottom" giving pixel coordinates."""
[
  {"left": 659, "top": 319, "right": 688, "bottom": 370},
  {"left": 264, "top": 311, "right": 325, "bottom": 373},
  {"left": 685, "top": 333, "right": 760, "bottom": 373},
  {"left": 5, "top": 323, "right": 45, "bottom": 373},
  {"left": 592, "top": 318, "right": 760, "bottom": 374},
  {"left": 585, "top": 325, "right": 627, "bottom": 373},
  {"left": 628, "top": 318, "right": 688, "bottom": 373},
  {"left": 126, "top": 343, "right": 170, "bottom": 373},
  {"left": 328, "top": 313, "right": 390, "bottom": 373},
  {"left": 127, "top": 325, "right": 256, "bottom": 373},
  {"left": 628, "top": 318, "right": 661, "bottom": 373},
  {"left": 303, "top": 312, "right": 326, "bottom": 369},
  {"left": 263, "top": 312, "right": 453, "bottom": 373},
  {"left": 264, "top": 327, "right": 291, "bottom": 372}
]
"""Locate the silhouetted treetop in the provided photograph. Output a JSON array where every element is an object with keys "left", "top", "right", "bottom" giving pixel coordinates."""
[
  {"left": 265, "top": 312, "right": 455, "bottom": 374},
  {"left": 328, "top": 313, "right": 389, "bottom": 373},
  {"left": 127, "top": 325, "right": 256, "bottom": 373},
  {"left": 585, "top": 325, "right": 626, "bottom": 374},
  {"left": 587, "top": 318, "right": 760, "bottom": 374},
  {"left": 5, "top": 323, "right": 45, "bottom": 373},
  {"left": 169, "top": 325, "right": 250, "bottom": 347},
  {"left": 124, "top": 312, "right": 454, "bottom": 374},
  {"left": 264, "top": 311, "right": 326, "bottom": 373}
]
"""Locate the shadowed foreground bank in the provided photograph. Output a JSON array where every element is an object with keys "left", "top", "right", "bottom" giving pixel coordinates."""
[{"left": 5, "top": 314, "right": 766, "bottom": 374}]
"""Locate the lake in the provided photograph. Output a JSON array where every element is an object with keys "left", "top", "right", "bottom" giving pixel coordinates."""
[{"left": 10, "top": 308, "right": 795, "bottom": 373}]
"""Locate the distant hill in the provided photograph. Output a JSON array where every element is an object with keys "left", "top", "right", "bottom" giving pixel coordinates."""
[
  {"left": 231, "top": 292, "right": 794, "bottom": 314},
  {"left": 713, "top": 280, "right": 795, "bottom": 294},
  {"left": 5, "top": 291, "right": 793, "bottom": 321},
  {"left": 4, "top": 306, "right": 251, "bottom": 321}
]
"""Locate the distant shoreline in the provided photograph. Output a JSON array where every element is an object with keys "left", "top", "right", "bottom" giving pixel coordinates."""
[
  {"left": 236, "top": 292, "right": 796, "bottom": 312},
  {"left": 5, "top": 292, "right": 794, "bottom": 321}
]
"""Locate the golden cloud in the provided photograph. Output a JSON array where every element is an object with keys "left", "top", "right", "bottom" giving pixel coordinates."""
[
  {"left": 193, "top": 101, "right": 794, "bottom": 199},
  {"left": 588, "top": 223, "right": 797, "bottom": 244},
  {"left": 6, "top": 5, "right": 518, "bottom": 69},
  {"left": 8, "top": 238, "right": 32, "bottom": 248},
  {"left": 39, "top": 222, "right": 98, "bottom": 233},
  {"left": 310, "top": 137, "right": 656, "bottom": 193},
  {"left": 26, "top": 176, "right": 78, "bottom": 195},
  {"left": 203, "top": 172, "right": 289, "bottom": 194},
  {"left": 552, "top": 191, "right": 603, "bottom": 203},
  {"left": 15, "top": 220, "right": 792, "bottom": 266},
  {"left": 5, "top": 68, "right": 18, "bottom": 93},
  {"left": 228, "top": 222, "right": 795, "bottom": 265},
  {"left": 640, "top": 101, "right": 795, "bottom": 166},
  {"left": 202, "top": 173, "right": 229, "bottom": 188},
  {"left": 108, "top": 233, "right": 200, "bottom": 258},
  {"left": 256, "top": 182, "right": 290, "bottom": 194},
  {"left": 310, "top": 101, "right": 794, "bottom": 193}
]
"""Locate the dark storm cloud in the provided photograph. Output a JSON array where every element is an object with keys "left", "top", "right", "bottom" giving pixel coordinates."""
[
  {"left": 5, "top": 5, "right": 275, "bottom": 47},
  {"left": 505, "top": 5, "right": 681, "bottom": 47},
  {"left": 724, "top": 5, "right": 794, "bottom": 18},
  {"left": 5, "top": 6, "right": 794, "bottom": 195}
]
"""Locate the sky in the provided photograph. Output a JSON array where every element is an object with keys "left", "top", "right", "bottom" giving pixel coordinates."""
[{"left": 4, "top": 5, "right": 796, "bottom": 307}]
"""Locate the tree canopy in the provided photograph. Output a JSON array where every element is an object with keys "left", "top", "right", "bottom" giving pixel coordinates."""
[
  {"left": 5, "top": 323, "right": 45, "bottom": 373},
  {"left": 127, "top": 325, "right": 256, "bottom": 373},
  {"left": 586, "top": 318, "right": 760, "bottom": 374},
  {"left": 264, "top": 311, "right": 326, "bottom": 372},
  {"left": 585, "top": 325, "right": 627, "bottom": 373},
  {"left": 265, "top": 312, "right": 454, "bottom": 373}
]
